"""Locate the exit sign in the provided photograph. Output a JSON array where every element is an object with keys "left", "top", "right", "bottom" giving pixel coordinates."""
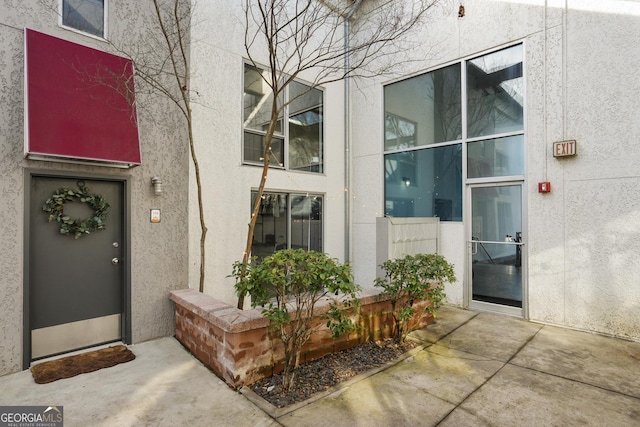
[{"left": 553, "top": 140, "right": 577, "bottom": 157}]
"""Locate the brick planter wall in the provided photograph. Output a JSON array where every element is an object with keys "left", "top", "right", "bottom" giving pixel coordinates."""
[{"left": 169, "top": 288, "right": 433, "bottom": 388}]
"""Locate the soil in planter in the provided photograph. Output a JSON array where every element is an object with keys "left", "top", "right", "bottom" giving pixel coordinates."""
[{"left": 250, "top": 338, "right": 419, "bottom": 408}]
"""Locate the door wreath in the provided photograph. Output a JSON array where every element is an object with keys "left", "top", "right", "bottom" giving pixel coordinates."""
[{"left": 42, "top": 186, "right": 110, "bottom": 239}]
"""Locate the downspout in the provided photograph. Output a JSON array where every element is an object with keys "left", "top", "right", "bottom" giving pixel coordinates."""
[{"left": 343, "top": 0, "right": 362, "bottom": 262}]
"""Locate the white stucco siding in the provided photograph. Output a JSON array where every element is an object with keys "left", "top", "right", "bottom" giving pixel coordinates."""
[
  {"left": 189, "top": 3, "right": 347, "bottom": 305},
  {"left": 351, "top": 0, "right": 640, "bottom": 339},
  {"left": 529, "top": 2, "right": 640, "bottom": 338}
]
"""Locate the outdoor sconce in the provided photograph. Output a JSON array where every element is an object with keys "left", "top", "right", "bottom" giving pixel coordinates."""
[
  {"left": 151, "top": 176, "right": 163, "bottom": 196},
  {"left": 402, "top": 176, "right": 411, "bottom": 187}
]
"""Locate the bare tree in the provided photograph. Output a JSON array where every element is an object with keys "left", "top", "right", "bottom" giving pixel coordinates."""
[
  {"left": 146, "top": 0, "right": 208, "bottom": 293},
  {"left": 237, "top": 0, "right": 440, "bottom": 309},
  {"left": 113, "top": 0, "right": 208, "bottom": 292},
  {"left": 53, "top": 0, "right": 209, "bottom": 292},
  {"left": 42, "top": 0, "right": 209, "bottom": 291}
]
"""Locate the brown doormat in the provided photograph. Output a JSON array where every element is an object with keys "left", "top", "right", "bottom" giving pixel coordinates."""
[{"left": 31, "top": 345, "right": 135, "bottom": 384}]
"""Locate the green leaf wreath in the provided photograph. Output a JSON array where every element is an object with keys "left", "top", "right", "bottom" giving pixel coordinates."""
[{"left": 42, "top": 186, "right": 110, "bottom": 239}]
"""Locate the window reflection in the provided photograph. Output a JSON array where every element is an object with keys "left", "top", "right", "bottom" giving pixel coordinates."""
[
  {"left": 243, "top": 65, "right": 284, "bottom": 135},
  {"left": 243, "top": 65, "right": 323, "bottom": 172},
  {"left": 384, "top": 145, "right": 462, "bottom": 221},
  {"left": 383, "top": 44, "right": 523, "bottom": 222},
  {"left": 289, "top": 81, "right": 323, "bottom": 172},
  {"left": 467, "top": 45, "right": 524, "bottom": 138},
  {"left": 384, "top": 64, "right": 461, "bottom": 150},
  {"left": 62, "top": 0, "right": 105, "bottom": 37},
  {"left": 250, "top": 192, "right": 323, "bottom": 261},
  {"left": 468, "top": 135, "right": 524, "bottom": 178}
]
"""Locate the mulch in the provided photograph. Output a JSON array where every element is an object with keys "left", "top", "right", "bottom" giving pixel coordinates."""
[
  {"left": 250, "top": 338, "right": 419, "bottom": 407},
  {"left": 31, "top": 345, "right": 136, "bottom": 384}
]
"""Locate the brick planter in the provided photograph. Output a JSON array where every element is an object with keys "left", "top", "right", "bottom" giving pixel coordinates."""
[{"left": 169, "top": 288, "right": 433, "bottom": 388}]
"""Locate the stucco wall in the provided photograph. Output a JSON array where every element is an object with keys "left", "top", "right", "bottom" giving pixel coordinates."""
[
  {"left": 350, "top": 0, "right": 640, "bottom": 340},
  {"left": 188, "top": 3, "right": 346, "bottom": 306},
  {"left": 0, "top": 1, "right": 189, "bottom": 375},
  {"left": 527, "top": 2, "right": 640, "bottom": 339}
]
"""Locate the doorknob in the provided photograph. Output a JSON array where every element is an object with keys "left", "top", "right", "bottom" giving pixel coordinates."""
[{"left": 111, "top": 257, "right": 119, "bottom": 265}]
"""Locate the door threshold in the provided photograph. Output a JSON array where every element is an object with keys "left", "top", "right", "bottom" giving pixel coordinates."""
[{"left": 468, "top": 300, "right": 523, "bottom": 318}]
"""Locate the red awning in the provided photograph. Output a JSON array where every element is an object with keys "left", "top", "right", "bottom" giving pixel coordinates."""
[{"left": 25, "top": 29, "right": 141, "bottom": 167}]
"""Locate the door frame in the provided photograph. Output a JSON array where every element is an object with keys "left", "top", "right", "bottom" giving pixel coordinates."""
[
  {"left": 465, "top": 180, "right": 528, "bottom": 318},
  {"left": 22, "top": 169, "right": 132, "bottom": 369}
]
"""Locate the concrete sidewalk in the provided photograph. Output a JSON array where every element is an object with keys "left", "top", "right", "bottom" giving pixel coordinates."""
[
  {"left": 0, "top": 338, "right": 278, "bottom": 426},
  {"left": 1, "top": 307, "right": 638, "bottom": 426},
  {"left": 273, "top": 307, "right": 640, "bottom": 426}
]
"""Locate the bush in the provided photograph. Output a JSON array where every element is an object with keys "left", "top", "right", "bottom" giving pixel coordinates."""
[
  {"left": 232, "top": 249, "right": 360, "bottom": 391},
  {"left": 375, "top": 253, "right": 456, "bottom": 342}
]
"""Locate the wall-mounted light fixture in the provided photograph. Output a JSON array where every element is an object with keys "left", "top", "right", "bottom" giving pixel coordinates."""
[
  {"left": 151, "top": 176, "right": 163, "bottom": 196},
  {"left": 402, "top": 176, "right": 411, "bottom": 187}
]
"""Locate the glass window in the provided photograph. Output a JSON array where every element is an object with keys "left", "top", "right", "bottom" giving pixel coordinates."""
[
  {"left": 289, "top": 81, "right": 323, "bottom": 172},
  {"left": 467, "top": 45, "right": 524, "bottom": 138},
  {"left": 243, "top": 64, "right": 324, "bottom": 172},
  {"left": 243, "top": 65, "right": 283, "bottom": 134},
  {"left": 467, "top": 135, "right": 524, "bottom": 178},
  {"left": 290, "top": 195, "right": 323, "bottom": 250},
  {"left": 243, "top": 133, "right": 284, "bottom": 166},
  {"left": 62, "top": 0, "right": 106, "bottom": 38},
  {"left": 384, "top": 145, "right": 462, "bottom": 221},
  {"left": 383, "top": 44, "right": 524, "bottom": 222},
  {"left": 384, "top": 63, "right": 461, "bottom": 151},
  {"left": 250, "top": 191, "right": 323, "bottom": 260}
]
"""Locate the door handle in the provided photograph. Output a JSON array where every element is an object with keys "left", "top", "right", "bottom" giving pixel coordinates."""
[{"left": 111, "top": 257, "right": 119, "bottom": 265}]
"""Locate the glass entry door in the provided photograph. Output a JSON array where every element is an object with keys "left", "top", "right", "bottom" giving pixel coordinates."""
[{"left": 469, "top": 184, "right": 523, "bottom": 311}]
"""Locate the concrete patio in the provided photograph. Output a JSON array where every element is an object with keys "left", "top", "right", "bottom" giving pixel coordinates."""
[{"left": 1, "top": 306, "right": 638, "bottom": 426}]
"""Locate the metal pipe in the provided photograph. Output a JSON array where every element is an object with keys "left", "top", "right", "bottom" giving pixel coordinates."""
[{"left": 343, "top": 0, "right": 363, "bottom": 262}]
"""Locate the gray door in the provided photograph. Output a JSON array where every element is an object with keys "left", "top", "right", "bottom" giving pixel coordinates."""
[{"left": 29, "top": 176, "right": 124, "bottom": 359}]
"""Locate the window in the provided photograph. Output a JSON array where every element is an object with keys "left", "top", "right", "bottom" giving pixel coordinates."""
[
  {"left": 243, "top": 64, "right": 323, "bottom": 172},
  {"left": 384, "top": 63, "right": 463, "bottom": 221},
  {"left": 250, "top": 191, "right": 323, "bottom": 260},
  {"left": 61, "top": 0, "right": 106, "bottom": 38},
  {"left": 466, "top": 45, "right": 524, "bottom": 179},
  {"left": 383, "top": 44, "right": 524, "bottom": 221}
]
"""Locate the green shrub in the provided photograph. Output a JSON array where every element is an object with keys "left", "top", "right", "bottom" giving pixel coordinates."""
[
  {"left": 232, "top": 249, "right": 360, "bottom": 391},
  {"left": 375, "top": 253, "right": 456, "bottom": 342}
]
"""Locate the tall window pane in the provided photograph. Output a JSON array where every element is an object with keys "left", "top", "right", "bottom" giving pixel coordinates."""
[
  {"left": 384, "top": 145, "right": 462, "bottom": 221},
  {"left": 384, "top": 64, "right": 461, "bottom": 151},
  {"left": 468, "top": 135, "right": 524, "bottom": 178},
  {"left": 467, "top": 45, "right": 524, "bottom": 138},
  {"left": 62, "top": 0, "right": 105, "bottom": 37},
  {"left": 290, "top": 195, "right": 323, "bottom": 251},
  {"left": 251, "top": 193, "right": 288, "bottom": 261},
  {"left": 289, "top": 81, "right": 323, "bottom": 172},
  {"left": 243, "top": 65, "right": 283, "bottom": 135}
]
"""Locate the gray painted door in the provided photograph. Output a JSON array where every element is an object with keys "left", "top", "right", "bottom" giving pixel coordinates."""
[{"left": 29, "top": 176, "right": 123, "bottom": 359}]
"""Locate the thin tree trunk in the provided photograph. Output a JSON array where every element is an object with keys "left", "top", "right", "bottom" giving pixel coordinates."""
[{"left": 237, "top": 89, "right": 279, "bottom": 309}]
